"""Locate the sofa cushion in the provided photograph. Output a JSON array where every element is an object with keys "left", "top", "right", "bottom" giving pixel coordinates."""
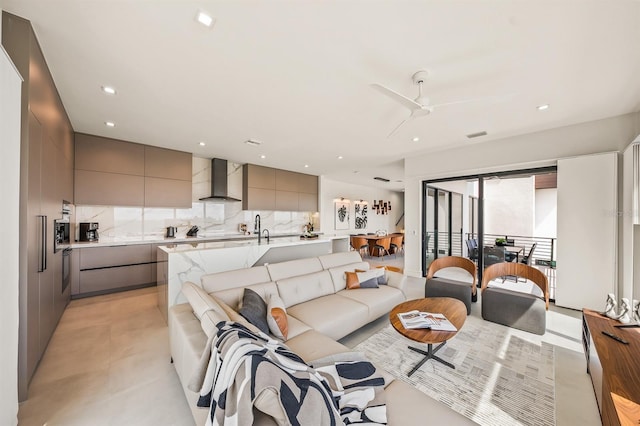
[
  {"left": 318, "top": 251, "right": 364, "bottom": 269},
  {"left": 337, "top": 286, "right": 406, "bottom": 321},
  {"left": 201, "top": 265, "right": 271, "bottom": 293},
  {"left": 212, "top": 295, "right": 263, "bottom": 335},
  {"left": 238, "top": 288, "right": 270, "bottom": 335},
  {"left": 345, "top": 271, "right": 378, "bottom": 289},
  {"left": 276, "top": 270, "right": 336, "bottom": 308},
  {"left": 181, "top": 281, "right": 230, "bottom": 321},
  {"left": 284, "top": 314, "right": 312, "bottom": 340},
  {"left": 213, "top": 281, "right": 279, "bottom": 312},
  {"left": 286, "top": 294, "right": 369, "bottom": 340},
  {"left": 266, "top": 294, "right": 288, "bottom": 340},
  {"left": 266, "top": 257, "right": 323, "bottom": 281},
  {"left": 285, "top": 329, "right": 351, "bottom": 362},
  {"left": 357, "top": 268, "right": 387, "bottom": 286},
  {"left": 327, "top": 262, "right": 370, "bottom": 292},
  {"left": 200, "top": 309, "right": 228, "bottom": 338}
]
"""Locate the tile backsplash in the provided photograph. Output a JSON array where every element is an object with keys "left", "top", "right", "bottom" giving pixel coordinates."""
[
  {"left": 75, "top": 203, "right": 313, "bottom": 239},
  {"left": 74, "top": 157, "right": 315, "bottom": 239}
]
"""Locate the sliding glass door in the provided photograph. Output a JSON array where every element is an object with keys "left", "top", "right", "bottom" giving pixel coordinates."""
[{"left": 423, "top": 185, "right": 463, "bottom": 272}]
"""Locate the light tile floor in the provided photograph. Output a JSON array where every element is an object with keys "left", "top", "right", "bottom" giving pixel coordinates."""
[{"left": 18, "top": 259, "right": 601, "bottom": 425}]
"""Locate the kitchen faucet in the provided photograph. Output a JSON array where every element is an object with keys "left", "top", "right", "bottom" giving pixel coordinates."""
[
  {"left": 262, "top": 229, "right": 270, "bottom": 243},
  {"left": 255, "top": 214, "right": 261, "bottom": 243}
]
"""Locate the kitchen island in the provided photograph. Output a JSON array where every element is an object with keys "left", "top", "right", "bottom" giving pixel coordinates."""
[{"left": 157, "top": 235, "right": 349, "bottom": 321}]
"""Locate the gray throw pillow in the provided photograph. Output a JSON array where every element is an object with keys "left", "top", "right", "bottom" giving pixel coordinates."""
[
  {"left": 238, "top": 288, "right": 270, "bottom": 335},
  {"left": 359, "top": 277, "right": 379, "bottom": 288}
]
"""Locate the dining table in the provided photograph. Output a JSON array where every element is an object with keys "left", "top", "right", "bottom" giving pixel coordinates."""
[{"left": 358, "top": 233, "right": 404, "bottom": 256}]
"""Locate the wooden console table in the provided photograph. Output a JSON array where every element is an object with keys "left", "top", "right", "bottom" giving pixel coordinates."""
[{"left": 582, "top": 309, "right": 640, "bottom": 425}]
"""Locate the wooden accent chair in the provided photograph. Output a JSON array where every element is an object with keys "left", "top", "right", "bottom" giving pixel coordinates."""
[
  {"left": 350, "top": 236, "right": 369, "bottom": 257},
  {"left": 425, "top": 256, "right": 477, "bottom": 315},
  {"left": 481, "top": 262, "right": 549, "bottom": 335},
  {"left": 389, "top": 235, "right": 404, "bottom": 257},
  {"left": 369, "top": 237, "right": 391, "bottom": 259}
]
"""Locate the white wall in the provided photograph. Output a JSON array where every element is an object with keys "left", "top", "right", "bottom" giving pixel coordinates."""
[
  {"left": 403, "top": 112, "right": 640, "bottom": 277},
  {"left": 0, "top": 44, "right": 23, "bottom": 426},
  {"left": 318, "top": 177, "right": 404, "bottom": 236},
  {"left": 484, "top": 177, "right": 535, "bottom": 237},
  {"left": 535, "top": 188, "right": 557, "bottom": 238}
]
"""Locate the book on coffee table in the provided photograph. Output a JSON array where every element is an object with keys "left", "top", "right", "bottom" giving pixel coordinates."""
[{"left": 397, "top": 310, "right": 457, "bottom": 332}]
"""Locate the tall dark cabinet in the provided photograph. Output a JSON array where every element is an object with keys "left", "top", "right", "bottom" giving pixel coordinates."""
[{"left": 2, "top": 12, "right": 75, "bottom": 400}]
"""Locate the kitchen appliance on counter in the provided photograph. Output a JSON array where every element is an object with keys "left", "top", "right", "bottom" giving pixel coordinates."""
[
  {"left": 166, "top": 226, "right": 177, "bottom": 238},
  {"left": 186, "top": 225, "right": 199, "bottom": 237},
  {"left": 78, "top": 222, "right": 99, "bottom": 242},
  {"left": 54, "top": 220, "right": 70, "bottom": 252}
]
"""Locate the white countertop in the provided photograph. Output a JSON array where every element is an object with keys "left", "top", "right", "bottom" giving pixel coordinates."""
[
  {"left": 69, "top": 233, "right": 347, "bottom": 249},
  {"left": 158, "top": 235, "right": 344, "bottom": 253}
]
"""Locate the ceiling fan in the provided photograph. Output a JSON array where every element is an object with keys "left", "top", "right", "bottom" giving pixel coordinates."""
[{"left": 372, "top": 70, "right": 484, "bottom": 138}]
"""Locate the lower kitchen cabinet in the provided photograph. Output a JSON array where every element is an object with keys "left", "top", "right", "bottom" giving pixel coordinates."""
[
  {"left": 79, "top": 264, "right": 152, "bottom": 294},
  {"left": 73, "top": 244, "right": 156, "bottom": 297}
]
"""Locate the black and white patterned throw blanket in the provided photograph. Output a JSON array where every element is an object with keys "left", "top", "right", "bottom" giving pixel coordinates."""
[{"left": 196, "top": 322, "right": 387, "bottom": 426}]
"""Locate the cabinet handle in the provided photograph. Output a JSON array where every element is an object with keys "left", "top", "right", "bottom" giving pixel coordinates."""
[
  {"left": 43, "top": 215, "right": 47, "bottom": 271},
  {"left": 37, "top": 215, "right": 47, "bottom": 272},
  {"left": 36, "top": 215, "right": 45, "bottom": 272}
]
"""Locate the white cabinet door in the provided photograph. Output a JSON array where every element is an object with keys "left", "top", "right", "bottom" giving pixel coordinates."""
[{"left": 556, "top": 152, "right": 617, "bottom": 310}]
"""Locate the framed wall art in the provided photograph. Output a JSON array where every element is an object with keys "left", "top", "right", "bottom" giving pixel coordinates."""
[
  {"left": 334, "top": 200, "right": 350, "bottom": 230},
  {"left": 354, "top": 201, "right": 368, "bottom": 229}
]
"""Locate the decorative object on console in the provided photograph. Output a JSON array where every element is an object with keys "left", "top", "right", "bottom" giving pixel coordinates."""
[
  {"left": 616, "top": 298, "right": 632, "bottom": 324},
  {"left": 334, "top": 198, "right": 350, "bottom": 230},
  {"left": 354, "top": 201, "right": 368, "bottom": 229},
  {"left": 602, "top": 293, "right": 618, "bottom": 319},
  {"left": 633, "top": 299, "right": 640, "bottom": 323},
  {"left": 372, "top": 200, "right": 391, "bottom": 215}
]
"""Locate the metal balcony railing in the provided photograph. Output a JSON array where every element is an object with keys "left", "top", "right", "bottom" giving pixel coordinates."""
[{"left": 466, "top": 233, "right": 557, "bottom": 300}]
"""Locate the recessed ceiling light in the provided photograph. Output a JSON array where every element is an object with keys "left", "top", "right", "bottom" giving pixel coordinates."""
[
  {"left": 198, "top": 142, "right": 206, "bottom": 146},
  {"left": 412, "top": 137, "right": 420, "bottom": 142},
  {"left": 537, "top": 104, "right": 550, "bottom": 111},
  {"left": 337, "top": 155, "right": 343, "bottom": 160},
  {"left": 196, "top": 11, "right": 214, "bottom": 27},
  {"left": 260, "top": 155, "right": 266, "bottom": 159},
  {"left": 101, "top": 85, "right": 116, "bottom": 95},
  {"left": 104, "top": 121, "right": 115, "bottom": 127},
  {"left": 304, "top": 164, "right": 309, "bottom": 168}
]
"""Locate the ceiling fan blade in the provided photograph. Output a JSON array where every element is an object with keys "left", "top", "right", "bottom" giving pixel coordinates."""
[
  {"left": 387, "top": 117, "right": 411, "bottom": 138},
  {"left": 430, "top": 93, "right": 517, "bottom": 109},
  {"left": 371, "top": 83, "right": 422, "bottom": 111}
]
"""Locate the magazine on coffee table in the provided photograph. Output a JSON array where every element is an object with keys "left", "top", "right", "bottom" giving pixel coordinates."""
[{"left": 397, "top": 310, "right": 457, "bottom": 331}]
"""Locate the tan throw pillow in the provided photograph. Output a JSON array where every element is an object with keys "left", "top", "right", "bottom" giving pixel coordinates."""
[
  {"left": 182, "top": 282, "right": 230, "bottom": 321},
  {"left": 345, "top": 271, "right": 360, "bottom": 289},
  {"left": 266, "top": 294, "right": 288, "bottom": 340}
]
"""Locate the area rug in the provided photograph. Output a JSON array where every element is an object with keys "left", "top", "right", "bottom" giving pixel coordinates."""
[{"left": 353, "top": 315, "right": 555, "bottom": 426}]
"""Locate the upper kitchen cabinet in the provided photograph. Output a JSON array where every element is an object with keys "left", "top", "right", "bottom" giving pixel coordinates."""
[
  {"left": 243, "top": 164, "right": 318, "bottom": 211},
  {"left": 145, "top": 146, "right": 192, "bottom": 180},
  {"left": 74, "top": 134, "right": 192, "bottom": 207},
  {"left": 75, "top": 133, "right": 145, "bottom": 175}
]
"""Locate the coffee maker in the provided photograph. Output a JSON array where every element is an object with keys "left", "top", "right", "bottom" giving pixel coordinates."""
[{"left": 78, "top": 222, "right": 99, "bottom": 242}]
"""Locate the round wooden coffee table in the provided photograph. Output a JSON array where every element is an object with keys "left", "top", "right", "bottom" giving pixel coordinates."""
[{"left": 390, "top": 297, "right": 467, "bottom": 376}]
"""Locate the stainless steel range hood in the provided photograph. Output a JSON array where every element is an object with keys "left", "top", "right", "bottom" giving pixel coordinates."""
[{"left": 199, "top": 158, "right": 241, "bottom": 202}]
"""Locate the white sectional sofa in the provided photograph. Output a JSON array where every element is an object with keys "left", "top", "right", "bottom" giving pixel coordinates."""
[{"left": 169, "top": 251, "right": 476, "bottom": 425}]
